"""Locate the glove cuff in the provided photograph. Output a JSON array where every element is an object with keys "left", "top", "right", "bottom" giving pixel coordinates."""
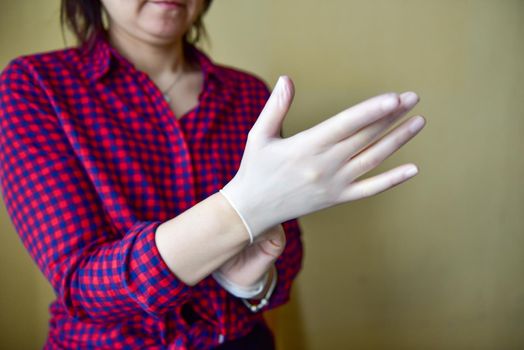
[{"left": 219, "top": 188, "right": 255, "bottom": 245}]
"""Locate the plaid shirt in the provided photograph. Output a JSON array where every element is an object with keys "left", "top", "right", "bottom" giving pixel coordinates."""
[{"left": 0, "top": 35, "right": 303, "bottom": 349}]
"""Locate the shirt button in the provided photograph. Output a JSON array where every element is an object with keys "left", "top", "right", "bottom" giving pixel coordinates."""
[{"left": 218, "top": 333, "right": 225, "bottom": 344}]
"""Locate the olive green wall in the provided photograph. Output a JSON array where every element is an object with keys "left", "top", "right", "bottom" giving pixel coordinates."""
[{"left": 1, "top": 0, "right": 523, "bottom": 349}]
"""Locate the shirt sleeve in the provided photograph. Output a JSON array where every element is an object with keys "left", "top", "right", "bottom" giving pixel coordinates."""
[{"left": 0, "top": 58, "right": 192, "bottom": 323}]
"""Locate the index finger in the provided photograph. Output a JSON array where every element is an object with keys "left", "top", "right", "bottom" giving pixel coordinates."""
[{"left": 297, "top": 93, "right": 402, "bottom": 149}]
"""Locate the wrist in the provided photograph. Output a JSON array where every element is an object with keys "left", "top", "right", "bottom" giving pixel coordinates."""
[
  {"left": 212, "top": 267, "right": 270, "bottom": 299},
  {"left": 249, "top": 264, "right": 276, "bottom": 300},
  {"left": 214, "top": 190, "right": 252, "bottom": 246},
  {"left": 242, "top": 264, "right": 278, "bottom": 312},
  {"left": 220, "top": 179, "right": 272, "bottom": 240}
]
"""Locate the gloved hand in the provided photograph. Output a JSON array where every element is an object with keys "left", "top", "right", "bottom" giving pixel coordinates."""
[
  {"left": 212, "top": 224, "right": 285, "bottom": 294},
  {"left": 220, "top": 75, "right": 424, "bottom": 242}
]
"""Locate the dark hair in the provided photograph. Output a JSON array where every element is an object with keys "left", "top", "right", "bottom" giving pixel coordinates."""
[{"left": 60, "top": 0, "right": 213, "bottom": 51}]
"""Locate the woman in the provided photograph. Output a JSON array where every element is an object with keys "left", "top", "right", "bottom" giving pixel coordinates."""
[{"left": 0, "top": 0, "right": 425, "bottom": 349}]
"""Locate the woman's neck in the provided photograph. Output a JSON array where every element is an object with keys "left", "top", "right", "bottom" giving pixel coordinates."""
[{"left": 107, "top": 24, "right": 189, "bottom": 81}]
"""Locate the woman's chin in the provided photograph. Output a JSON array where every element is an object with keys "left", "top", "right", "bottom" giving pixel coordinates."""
[
  {"left": 137, "top": 9, "right": 192, "bottom": 44},
  {"left": 139, "top": 27, "right": 186, "bottom": 45}
]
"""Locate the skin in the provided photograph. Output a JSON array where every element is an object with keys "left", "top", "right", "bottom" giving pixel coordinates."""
[
  {"left": 100, "top": 0, "right": 284, "bottom": 298},
  {"left": 99, "top": 1, "right": 426, "bottom": 300},
  {"left": 100, "top": 0, "right": 205, "bottom": 45},
  {"left": 100, "top": 0, "right": 205, "bottom": 118}
]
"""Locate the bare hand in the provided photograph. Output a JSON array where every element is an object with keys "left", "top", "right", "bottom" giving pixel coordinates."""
[{"left": 216, "top": 225, "right": 285, "bottom": 288}]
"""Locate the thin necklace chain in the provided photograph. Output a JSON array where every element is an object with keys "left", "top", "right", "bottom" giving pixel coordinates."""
[{"left": 162, "top": 71, "right": 184, "bottom": 102}]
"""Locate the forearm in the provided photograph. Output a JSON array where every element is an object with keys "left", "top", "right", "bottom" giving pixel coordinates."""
[
  {"left": 155, "top": 191, "right": 251, "bottom": 286},
  {"left": 19, "top": 191, "right": 253, "bottom": 322}
]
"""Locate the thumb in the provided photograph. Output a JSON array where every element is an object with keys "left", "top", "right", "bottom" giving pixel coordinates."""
[
  {"left": 250, "top": 75, "right": 295, "bottom": 140},
  {"left": 257, "top": 225, "right": 286, "bottom": 259}
]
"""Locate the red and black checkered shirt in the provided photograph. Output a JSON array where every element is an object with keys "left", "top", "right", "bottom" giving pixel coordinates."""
[{"left": 0, "top": 35, "right": 303, "bottom": 349}]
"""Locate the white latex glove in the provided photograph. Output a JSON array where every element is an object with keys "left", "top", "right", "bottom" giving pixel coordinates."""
[
  {"left": 220, "top": 76, "right": 424, "bottom": 241},
  {"left": 213, "top": 224, "right": 285, "bottom": 292}
]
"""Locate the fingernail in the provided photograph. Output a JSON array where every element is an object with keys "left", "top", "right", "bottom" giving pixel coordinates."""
[
  {"left": 269, "top": 239, "right": 281, "bottom": 247},
  {"left": 403, "top": 92, "right": 419, "bottom": 107},
  {"left": 404, "top": 166, "right": 418, "bottom": 178},
  {"left": 409, "top": 116, "right": 425, "bottom": 133},
  {"left": 381, "top": 94, "right": 400, "bottom": 112}
]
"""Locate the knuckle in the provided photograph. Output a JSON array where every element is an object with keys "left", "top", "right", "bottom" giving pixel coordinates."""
[
  {"left": 395, "top": 171, "right": 407, "bottom": 185},
  {"left": 357, "top": 185, "right": 375, "bottom": 199},
  {"left": 358, "top": 187, "right": 370, "bottom": 198},
  {"left": 389, "top": 177, "right": 399, "bottom": 189},
  {"left": 303, "top": 166, "right": 323, "bottom": 183},
  {"left": 316, "top": 184, "right": 338, "bottom": 208},
  {"left": 394, "top": 129, "right": 410, "bottom": 146},
  {"left": 357, "top": 156, "right": 379, "bottom": 171},
  {"left": 391, "top": 123, "right": 415, "bottom": 145}
]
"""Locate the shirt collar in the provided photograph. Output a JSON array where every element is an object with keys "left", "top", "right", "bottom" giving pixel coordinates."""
[{"left": 80, "top": 33, "right": 224, "bottom": 88}]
